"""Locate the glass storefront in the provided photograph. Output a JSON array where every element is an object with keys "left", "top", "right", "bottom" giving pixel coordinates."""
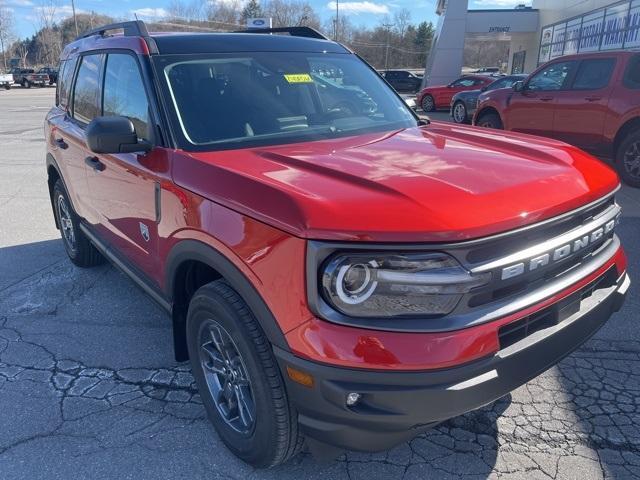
[{"left": 539, "top": 0, "right": 640, "bottom": 64}]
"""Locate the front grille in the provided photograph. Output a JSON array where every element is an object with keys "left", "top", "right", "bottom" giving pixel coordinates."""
[
  {"left": 465, "top": 195, "right": 615, "bottom": 266},
  {"left": 497, "top": 266, "right": 617, "bottom": 350},
  {"left": 451, "top": 193, "right": 621, "bottom": 312}
]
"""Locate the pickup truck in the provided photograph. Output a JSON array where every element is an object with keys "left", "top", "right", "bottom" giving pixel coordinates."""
[
  {"left": 38, "top": 66, "right": 58, "bottom": 84},
  {"left": 0, "top": 72, "right": 12, "bottom": 90},
  {"left": 9, "top": 68, "right": 49, "bottom": 88}
]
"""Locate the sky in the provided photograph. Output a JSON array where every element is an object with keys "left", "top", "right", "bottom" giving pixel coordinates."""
[{"left": 5, "top": 0, "right": 533, "bottom": 40}]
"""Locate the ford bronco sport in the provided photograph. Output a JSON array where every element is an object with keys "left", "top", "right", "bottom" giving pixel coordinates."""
[
  {"left": 46, "top": 21, "right": 630, "bottom": 467},
  {"left": 474, "top": 51, "right": 640, "bottom": 188}
]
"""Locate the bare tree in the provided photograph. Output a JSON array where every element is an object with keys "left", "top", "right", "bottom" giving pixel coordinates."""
[
  {"left": 0, "top": 1, "right": 15, "bottom": 70},
  {"left": 34, "top": 0, "right": 62, "bottom": 66},
  {"left": 264, "top": 0, "right": 320, "bottom": 30},
  {"left": 394, "top": 9, "right": 411, "bottom": 39},
  {"left": 167, "top": 0, "right": 205, "bottom": 22},
  {"left": 205, "top": 0, "right": 243, "bottom": 27}
]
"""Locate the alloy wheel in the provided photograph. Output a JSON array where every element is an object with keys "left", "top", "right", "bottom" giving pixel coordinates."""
[
  {"left": 623, "top": 140, "right": 640, "bottom": 180},
  {"left": 453, "top": 103, "right": 466, "bottom": 123},
  {"left": 422, "top": 96, "right": 434, "bottom": 112},
  {"left": 57, "top": 194, "right": 76, "bottom": 251},
  {"left": 199, "top": 319, "right": 256, "bottom": 434}
]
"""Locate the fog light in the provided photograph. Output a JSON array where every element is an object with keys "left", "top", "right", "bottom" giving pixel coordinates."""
[{"left": 346, "top": 392, "right": 361, "bottom": 406}]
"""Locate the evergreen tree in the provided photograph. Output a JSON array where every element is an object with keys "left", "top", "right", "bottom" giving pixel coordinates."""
[{"left": 242, "top": 0, "right": 263, "bottom": 21}]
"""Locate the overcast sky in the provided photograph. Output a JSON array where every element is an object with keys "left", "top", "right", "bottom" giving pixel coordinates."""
[{"left": 5, "top": 0, "right": 533, "bottom": 40}]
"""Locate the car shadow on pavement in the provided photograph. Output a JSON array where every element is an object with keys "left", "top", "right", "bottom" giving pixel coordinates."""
[{"left": 550, "top": 213, "right": 640, "bottom": 479}]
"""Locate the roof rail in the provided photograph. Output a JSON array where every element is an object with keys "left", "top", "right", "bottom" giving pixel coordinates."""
[
  {"left": 78, "top": 20, "right": 150, "bottom": 40},
  {"left": 233, "top": 26, "right": 329, "bottom": 40},
  {"left": 77, "top": 20, "right": 158, "bottom": 54}
]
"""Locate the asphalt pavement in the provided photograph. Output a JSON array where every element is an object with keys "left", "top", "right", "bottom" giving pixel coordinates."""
[{"left": 1, "top": 87, "right": 639, "bottom": 479}]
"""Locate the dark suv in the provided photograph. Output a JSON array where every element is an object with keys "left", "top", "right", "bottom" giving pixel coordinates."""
[
  {"left": 380, "top": 69, "right": 423, "bottom": 93},
  {"left": 46, "top": 21, "right": 629, "bottom": 467}
]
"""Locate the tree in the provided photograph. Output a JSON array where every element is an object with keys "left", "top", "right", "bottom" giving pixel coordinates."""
[
  {"left": 264, "top": 0, "right": 320, "bottom": 29},
  {"left": 414, "top": 21, "right": 434, "bottom": 67},
  {"left": 242, "top": 0, "right": 263, "bottom": 21},
  {"left": 0, "top": 0, "right": 15, "bottom": 70}
]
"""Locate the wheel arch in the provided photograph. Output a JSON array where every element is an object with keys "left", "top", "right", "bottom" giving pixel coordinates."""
[
  {"left": 165, "top": 239, "right": 290, "bottom": 362},
  {"left": 613, "top": 116, "right": 640, "bottom": 158},
  {"left": 475, "top": 106, "right": 501, "bottom": 122},
  {"left": 46, "top": 153, "right": 64, "bottom": 229}
]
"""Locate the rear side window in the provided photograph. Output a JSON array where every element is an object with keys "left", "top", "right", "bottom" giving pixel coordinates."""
[
  {"left": 72, "top": 54, "right": 103, "bottom": 124},
  {"left": 572, "top": 58, "right": 615, "bottom": 90},
  {"left": 624, "top": 55, "right": 640, "bottom": 89},
  {"left": 102, "top": 54, "right": 150, "bottom": 140},
  {"left": 57, "top": 56, "right": 78, "bottom": 109}
]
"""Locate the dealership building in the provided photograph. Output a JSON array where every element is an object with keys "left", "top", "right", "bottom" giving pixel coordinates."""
[{"left": 426, "top": 0, "right": 640, "bottom": 85}]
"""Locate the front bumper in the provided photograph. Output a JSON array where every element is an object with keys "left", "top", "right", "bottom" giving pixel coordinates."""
[{"left": 275, "top": 270, "right": 629, "bottom": 453}]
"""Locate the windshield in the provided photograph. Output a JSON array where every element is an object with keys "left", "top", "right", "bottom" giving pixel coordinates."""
[{"left": 154, "top": 52, "right": 417, "bottom": 150}]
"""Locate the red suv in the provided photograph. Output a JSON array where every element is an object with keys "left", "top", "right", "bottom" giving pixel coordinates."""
[
  {"left": 46, "top": 22, "right": 629, "bottom": 467},
  {"left": 474, "top": 51, "right": 640, "bottom": 187},
  {"left": 417, "top": 74, "right": 494, "bottom": 112}
]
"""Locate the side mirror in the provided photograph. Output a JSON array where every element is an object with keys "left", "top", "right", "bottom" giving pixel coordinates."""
[
  {"left": 512, "top": 81, "right": 524, "bottom": 92},
  {"left": 481, "top": 86, "right": 488, "bottom": 92},
  {"left": 86, "top": 116, "right": 151, "bottom": 154}
]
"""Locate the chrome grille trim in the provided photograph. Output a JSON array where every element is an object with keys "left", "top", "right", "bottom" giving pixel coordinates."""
[{"left": 471, "top": 203, "right": 621, "bottom": 275}]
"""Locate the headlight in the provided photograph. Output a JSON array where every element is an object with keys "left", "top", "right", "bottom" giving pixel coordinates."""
[{"left": 321, "top": 252, "right": 491, "bottom": 318}]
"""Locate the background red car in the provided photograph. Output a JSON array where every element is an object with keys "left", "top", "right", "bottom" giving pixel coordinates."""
[
  {"left": 474, "top": 51, "right": 640, "bottom": 187},
  {"left": 417, "top": 75, "right": 494, "bottom": 112}
]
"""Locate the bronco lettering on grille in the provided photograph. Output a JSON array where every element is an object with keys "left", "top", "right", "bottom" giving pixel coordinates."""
[{"left": 501, "top": 219, "right": 617, "bottom": 280}]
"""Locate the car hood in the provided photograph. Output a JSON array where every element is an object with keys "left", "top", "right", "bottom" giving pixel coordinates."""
[{"left": 175, "top": 123, "right": 619, "bottom": 242}]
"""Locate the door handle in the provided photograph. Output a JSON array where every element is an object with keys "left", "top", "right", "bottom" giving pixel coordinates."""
[
  {"left": 85, "top": 156, "right": 105, "bottom": 172},
  {"left": 539, "top": 96, "right": 554, "bottom": 102},
  {"left": 55, "top": 138, "right": 68, "bottom": 149},
  {"left": 585, "top": 96, "right": 602, "bottom": 102}
]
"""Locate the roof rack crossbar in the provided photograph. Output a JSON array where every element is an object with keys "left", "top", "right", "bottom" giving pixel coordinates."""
[
  {"left": 78, "top": 20, "right": 150, "bottom": 40},
  {"left": 233, "top": 26, "right": 328, "bottom": 40}
]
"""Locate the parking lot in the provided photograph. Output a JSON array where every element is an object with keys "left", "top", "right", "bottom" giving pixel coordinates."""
[{"left": 1, "top": 87, "right": 639, "bottom": 479}]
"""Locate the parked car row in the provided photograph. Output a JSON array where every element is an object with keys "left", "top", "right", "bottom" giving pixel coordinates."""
[{"left": 1, "top": 67, "right": 58, "bottom": 89}]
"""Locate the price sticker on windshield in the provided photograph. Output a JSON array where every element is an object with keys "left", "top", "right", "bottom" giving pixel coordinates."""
[{"left": 284, "top": 74, "right": 313, "bottom": 84}]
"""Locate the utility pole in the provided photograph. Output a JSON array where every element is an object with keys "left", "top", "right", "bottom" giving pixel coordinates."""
[
  {"left": 71, "top": 0, "right": 79, "bottom": 37},
  {"left": 334, "top": 0, "right": 339, "bottom": 41},
  {"left": 382, "top": 22, "right": 393, "bottom": 70}
]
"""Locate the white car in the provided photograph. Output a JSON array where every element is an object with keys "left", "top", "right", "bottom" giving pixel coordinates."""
[{"left": 0, "top": 73, "right": 12, "bottom": 90}]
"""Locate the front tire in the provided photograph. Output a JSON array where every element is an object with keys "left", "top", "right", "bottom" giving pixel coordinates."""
[
  {"left": 52, "top": 179, "right": 104, "bottom": 268},
  {"left": 477, "top": 111, "right": 503, "bottom": 129},
  {"left": 23, "top": 80, "right": 30, "bottom": 89},
  {"left": 421, "top": 94, "right": 435, "bottom": 112},
  {"left": 616, "top": 130, "right": 640, "bottom": 188},
  {"left": 187, "top": 280, "right": 303, "bottom": 467},
  {"left": 452, "top": 101, "right": 468, "bottom": 124}
]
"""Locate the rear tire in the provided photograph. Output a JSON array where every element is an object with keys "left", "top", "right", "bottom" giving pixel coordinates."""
[
  {"left": 187, "top": 280, "right": 303, "bottom": 467},
  {"left": 23, "top": 80, "right": 30, "bottom": 89},
  {"left": 616, "top": 130, "right": 640, "bottom": 188},
  {"left": 52, "top": 179, "right": 104, "bottom": 268},
  {"left": 421, "top": 94, "right": 435, "bottom": 112},
  {"left": 452, "top": 101, "right": 468, "bottom": 124},
  {"left": 477, "top": 111, "right": 503, "bottom": 130}
]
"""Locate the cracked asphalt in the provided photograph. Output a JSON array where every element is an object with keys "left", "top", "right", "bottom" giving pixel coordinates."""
[{"left": 1, "top": 88, "right": 639, "bottom": 479}]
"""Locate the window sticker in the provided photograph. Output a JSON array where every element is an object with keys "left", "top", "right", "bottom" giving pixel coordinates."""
[{"left": 284, "top": 73, "right": 313, "bottom": 83}]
